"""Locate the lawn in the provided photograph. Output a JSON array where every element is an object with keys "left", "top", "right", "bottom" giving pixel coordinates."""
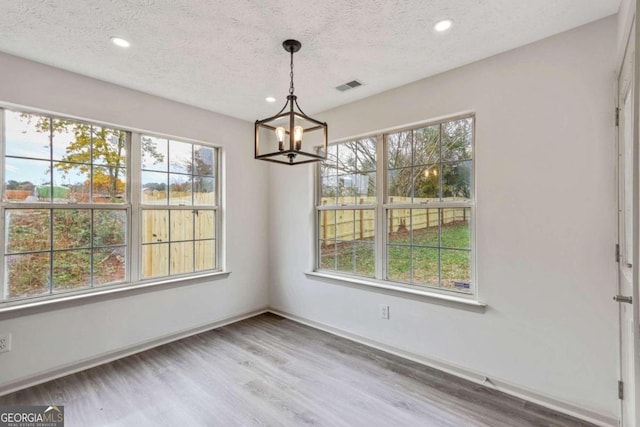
[{"left": 321, "top": 222, "right": 471, "bottom": 291}]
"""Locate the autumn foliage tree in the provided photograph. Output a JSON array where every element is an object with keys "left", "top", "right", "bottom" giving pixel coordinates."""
[{"left": 25, "top": 116, "right": 163, "bottom": 201}]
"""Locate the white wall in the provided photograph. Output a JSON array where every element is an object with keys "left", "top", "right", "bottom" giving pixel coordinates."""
[
  {"left": 0, "top": 53, "right": 270, "bottom": 388},
  {"left": 269, "top": 16, "right": 619, "bottom": 420}
]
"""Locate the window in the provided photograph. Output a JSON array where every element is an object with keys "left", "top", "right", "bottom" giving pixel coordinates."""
[
  {"left": 140, "top": 135, "right": 218, "bottom": 278},
  {"left": 317, "top": 115, "right": 474, "bottom": 294},
  {"left": 319, "top": 138, "right": 377, "bottom": 277},
  {"left": 0, "top": 108, "right": 221, "bottom": 304}
]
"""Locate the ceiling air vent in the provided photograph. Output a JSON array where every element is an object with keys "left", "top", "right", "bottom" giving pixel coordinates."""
[{"left": 336, "top": 79, "right": 363, "bottom": 92}]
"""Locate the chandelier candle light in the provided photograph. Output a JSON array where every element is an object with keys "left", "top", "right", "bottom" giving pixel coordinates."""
[{"left": 254, "top": 39, "right": 328, "bottom": 165}]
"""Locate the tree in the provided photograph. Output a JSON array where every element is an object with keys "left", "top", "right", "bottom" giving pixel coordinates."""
[
  {"left": 322, "top": 138, "right": 377, "bottom": 201},
  {"left": 23, "top": 115, "right": 163, "bottom": 201},
  {"left": 191, "top": 146, "right": 214, "bottom": 193},
  {"left": 321, "top": 118, "right": 472, "bottom": 202}
]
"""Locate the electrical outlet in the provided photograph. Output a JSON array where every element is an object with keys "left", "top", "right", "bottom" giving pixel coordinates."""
[
  {"left": 380, "top": 305, "right": 390, "bottom": 320},
  {"left": 0, "top": 333, "right": 11, "bottom": 353}
]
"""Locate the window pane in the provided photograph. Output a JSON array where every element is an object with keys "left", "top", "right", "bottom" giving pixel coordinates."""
[
  {"left": 388, "top": 209, "right": 410, "bottom": 244},
  {"left": 336, "top": 242, "right": 354, "bottom": 274},
  {"left": 5, "top": 158, "right": 50, "bottom": 202},
  {"left": 387, "top": 131, "right": 412, "bottom": 169},
  {"left": 325, "top": 144, "right": 338, "bottom": 167},
  {"left": 53, "top": 209, "right": 90, "bottom": 249},
  {"left": 441, "top": 208, "right": 471, "bottom": 249},
  {"left": 53, "top": 162, "right": 89, "bottom": 203},
  {"left": 141, "top": 135, "right": 168, "bottom": 171},
  {"left": 356, "top": 209, "right": 375, "bottom": 242},
  {"left": 336, "top": 210, "right": 355, "bottom": 242},
  {"left": 320, "top": 164, "right": 338, "bottom": 205},
  {"left": 171, "top": 210, "right": 194, "bottom": 241},
  {"left": 193, "top": 176, "right": 214, "bottom": 205},
  {"left": 412, "top": 209, "right": 439, "bottom": 247},
  {"left": 442, "top": 118, "right": 473, "bottom": 162},
  {"left": 195, "top": 240, "right": 215, "bottom": 271},
  {"left": 320, "top": 241, "right": 336, "bottom": 270},
  {"left": 93, "top": 165, "right": 126, "bottom": 203},
  {"left": 52, "top": 163, "right": 85, "bottom": 202},
  {"left": 142, "top": 210, "right": 169, "bottom": 244},
  {"left": 193, "top": 145, "right": 215, "bottom": 176},
  {"left": 356, "top": 172, "right": 376, "bottom": 204},
  {"left": 412, "top": 247, "right": 439, "bottom": 286},
  {"left": 195, "top": 210, "right": 215, "bottom": 240},
  {"left": 93, "top": 210, "right": 126, "bottom": 247},
  {"left": 169, "top": 140, "right": 192, "bottom": 174},
  {"left": 413, "top": 125, "right": 439, "bottom": 166},
  {"left": 337, "top": 142, "right": 357, "bottom": 175},
  {"left": 169, "top": 174, "right": 192, "bottom": 205},
  {"left": 142, "top": 244, "right": 168, "bottom": 278},
  {"left": 142, "top": 171, "right": 168, "bottom": 204},
  {"left": 387, "top": 245, "right": 411, "bottom": 282},
  {"left": 355, "top": 243, "right": 374, "bottom": 277},
  {"left": 92, "top": 127, "right": 127, "bottom": 167},
  {"left": 320, "top": 145, "right": 338, "bottom": 205},
  {"left": 355, "top": 138, "right": 377, "bottom": 172},
  {"left": 50, "top": 120, "right": 95, "bottom": 165},
  {"left": 441, "top": 249, "right": 471, "bottom": 291},
  {"left": 413, "top": 165, "right": 439, "bottom": 202},
  {"left": 5, "top": 111, "right": 51, "bottom": 160},
  {"left": 170, "top": 241, "right": 194, "bottom": 275},
  {"left": 51, "top": 120, "right": 83, "bottom": 162},
  {"left": 387, "top": 167, "right": 412, "bottom": 203},
  {"left": 52, "top": 249, "right": 90, "bottom": 291},
  {"left": 339, "top": 171, "right": 376, "bottom": 205},
  {"left": 319, "top": 210, "right": 336, "bottom": 241},
  {"left": 337, "top": 174, "right": 358, "bottom": 205},
  {"left": 442, "top": 160, "right": 471, "bottom": 201},
  {"left": 6, "top": 252, "right": 50, "bottom": 299},
  {"left": 6, "top": 209, "right": 50, "bottom": 253},
  {"left": 94, "top": 247, "right": 126, "bottom": 286}
]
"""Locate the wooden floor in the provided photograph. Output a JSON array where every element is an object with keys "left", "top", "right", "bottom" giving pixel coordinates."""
[{"left": 1, "top": 313, "right": 594, "bottom": 426}]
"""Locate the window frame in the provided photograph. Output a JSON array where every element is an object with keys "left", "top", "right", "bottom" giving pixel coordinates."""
[
  {"left": 135, "top": 133, "right": 221, "bottom": 279},
  {"left": 0, "top": 106, "right": 223, "bottom": 307},
  {"left": 315, "top": 113, "right": 476, "bottom": 297}
]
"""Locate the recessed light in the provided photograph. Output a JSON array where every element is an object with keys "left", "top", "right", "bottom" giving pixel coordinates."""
[
  {"left": 434, "top": 19, "right": 453, "bottom": 32},
  {"left": 265, "top": 97, "right": 276, "bottom": 103},
  {"left": 110, "top": 37, "right": 130, "bottom": 48}
]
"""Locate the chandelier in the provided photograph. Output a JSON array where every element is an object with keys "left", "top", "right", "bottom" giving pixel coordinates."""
[{"left": 254, "top": 39, "right": 328, "bottom": 165}]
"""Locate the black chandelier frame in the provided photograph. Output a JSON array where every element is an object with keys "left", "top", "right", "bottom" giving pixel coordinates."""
[{"left": 254, "top": 39, "right": 328, "bottom": 165}]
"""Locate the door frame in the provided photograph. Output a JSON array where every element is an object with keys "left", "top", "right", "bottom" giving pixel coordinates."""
[{"left": 616, "top": 4, "right": 640, "bottom": 425}]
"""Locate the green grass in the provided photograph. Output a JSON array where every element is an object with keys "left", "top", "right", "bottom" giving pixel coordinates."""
[{"left": 322, "top": 222, "right": 471, "bottom": 291}]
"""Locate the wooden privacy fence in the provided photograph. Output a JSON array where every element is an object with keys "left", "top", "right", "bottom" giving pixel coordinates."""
[
  {"left": 320, "top": 197, "right": 468, "bottom": 243},
  {"left": 141, "top": 208, "right": 215, "bottom": 277}
]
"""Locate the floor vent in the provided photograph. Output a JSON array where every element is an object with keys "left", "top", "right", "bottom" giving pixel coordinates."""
[{"left": 336, "top": 80, "right": 363, "bottom": 92}]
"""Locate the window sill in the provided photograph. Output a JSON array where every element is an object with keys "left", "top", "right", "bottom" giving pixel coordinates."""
[
  {"left": 305, "top": 271, "right": 486, "bottom": 313},
  {"left": 0, "top": 271, "right": 231, "bottom": 319}
]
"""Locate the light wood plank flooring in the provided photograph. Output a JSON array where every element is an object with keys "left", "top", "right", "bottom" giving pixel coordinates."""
[{"left": 0, "top": 313, "right": 595, "bottom": 426}]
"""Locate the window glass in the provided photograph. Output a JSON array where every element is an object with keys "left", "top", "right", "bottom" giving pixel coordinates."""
[
  {"left": 317, "top": 115, "right": 474, "bottom": 294},
  {"left": 1, "top": 109, "right": 221, "bottom": 304},
  {"left": 318, "top": 137, "right": 377, "bottom": 278},
  {"left": 140, "top": 135, "right": 218, "bottom": 279}
]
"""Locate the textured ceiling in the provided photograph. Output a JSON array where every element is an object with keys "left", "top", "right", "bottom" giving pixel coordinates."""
[{"left": 0, "top": 0, "right": 620, "bottom": 121}]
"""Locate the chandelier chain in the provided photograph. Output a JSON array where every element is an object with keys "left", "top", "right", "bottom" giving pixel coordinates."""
[{"left": 289, "top": 50, "right": 295, "bottom": 95}]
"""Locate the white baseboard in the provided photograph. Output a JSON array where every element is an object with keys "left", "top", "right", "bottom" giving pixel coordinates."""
[
  {"left": 268, "top": 309, "right": 618, "bottom": 427},
  {"left": 0, "top": 307, "right": 619, "bottom": 427},
  {"left": 0, "top": 307, "right": 269, "bottom": 397}
]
